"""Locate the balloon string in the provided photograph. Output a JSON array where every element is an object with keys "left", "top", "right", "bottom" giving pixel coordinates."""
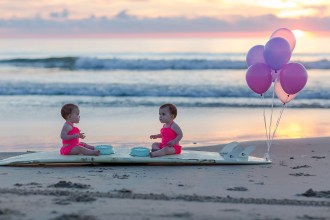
[
  {"left": 268, "top": 95, "right": 289, "bottom": 152},
  {"left": 269, "top": 104, "right": 287, "bottom": 148},
  {"left": 267, "top": 82, "right": 275, "bottom": 153},
  {"left": 262, "top": 94, "right": 270, "bottom": 150}
]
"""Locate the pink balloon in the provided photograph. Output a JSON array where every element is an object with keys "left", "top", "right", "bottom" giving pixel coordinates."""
[
  {"left": 271, "top": 28, "right": 296, "bottom": 51},
  {"left": 280, "top": 62, "right": 308, "bottom": 94},
  {"left": 246, "top": 45, "right": 265, "bottom": 66},
  {"left": 275, "top": 80, "right": 297, "bottom": 104},
  {"left": 246, "top": 63, "right": 272, "bottom": 95},
  {"left": 264, "top": 37, "right": 291, "bottom": 71}
]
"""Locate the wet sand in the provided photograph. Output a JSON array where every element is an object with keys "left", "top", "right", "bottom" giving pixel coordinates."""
[
  {"left": 1, "top": 106, "right": 330, "bottom": 153},
  {"left": 0, "top": 137, "right": 329, "bottom": 220}
]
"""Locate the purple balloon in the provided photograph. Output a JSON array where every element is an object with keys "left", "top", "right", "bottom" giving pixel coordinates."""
[
  {"left": 264, "top": 37, "right": 291, "bottom": 70},
  {"left": 246, "top": 63, "right": 272, "bottom": 95},
  {"left": 246, "top": 45, "right": 265, "bottom": 66},
  {"left": 280, "top": 62, "right": 308, "bottom": 94}
]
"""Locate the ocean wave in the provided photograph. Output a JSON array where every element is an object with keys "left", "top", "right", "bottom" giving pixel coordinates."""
[
  {"left": 1, "top": 57, "right": 330, "bottom": 70},
  {"left": 0, "top": 81, "right": 329, "bottom": 100},
  {"left": 1, "top": 95, "right": 329, "bottom": 109}
]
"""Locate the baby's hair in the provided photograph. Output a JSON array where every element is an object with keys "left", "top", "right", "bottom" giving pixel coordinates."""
[
  {"left": 61, "top": 103, "right": 79, "bottom": 120},
  {"left": 160, "top": 103, "right": 177, "bottom": 118}
]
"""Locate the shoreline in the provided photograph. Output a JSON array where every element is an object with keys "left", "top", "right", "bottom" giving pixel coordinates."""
[
  {"left": 1, "top": 105, "right": 330, "bottom": 152},
  {"left": 1, "top": 137, "right": 329, "bottom": 219}
]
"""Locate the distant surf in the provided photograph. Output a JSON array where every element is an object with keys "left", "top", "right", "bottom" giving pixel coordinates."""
[
  {"left": 1, "top": 57, "right": 330, "bottom": 70},
  {"left": 0, "top": 82, "right": 329, "bottom": 108}
]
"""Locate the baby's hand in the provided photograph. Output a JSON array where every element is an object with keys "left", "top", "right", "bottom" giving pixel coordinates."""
[
  {"left": 150, "top": 135, "right": 158, "bottom": 139},
  {"left": 79, "top": 133, "right": 86, "bottom": 139}
]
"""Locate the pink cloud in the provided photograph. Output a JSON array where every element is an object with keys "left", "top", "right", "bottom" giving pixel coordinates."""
[{"left": 0, "top": 13, "right": 329, "bottom": 38}]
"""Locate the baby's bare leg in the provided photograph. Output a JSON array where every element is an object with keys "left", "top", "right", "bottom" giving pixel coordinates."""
[
  {"left": 151, "top": 143, "right": 161, "bottom": 152},
  {"left": 69, "top": 146, "right": 100, "bottom": 156},
  {"left": 150, "top": 146, "right": 176, "bottom": 157},
  {"left": 80, "top": 142, "right": 95, "bottom": 150}
]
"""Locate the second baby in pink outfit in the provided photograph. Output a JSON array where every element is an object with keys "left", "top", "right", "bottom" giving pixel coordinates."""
[{"left": 150, "top": 103, "right": 183, "bottom": 157}]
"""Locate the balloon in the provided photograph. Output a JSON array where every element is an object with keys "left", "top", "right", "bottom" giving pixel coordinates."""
[
  {"left": 270, "top": 28, "right": 296, "bottom": 51},
  {"left": 264, "top": 37, "right": 291, "bottom": 70},
  {"left": 246, "top": 45, "right": 265, "bottom": 66},
  {"left": 275, "top": 79, "right": 297, "bottom": 104},
  {"left": 280, "top": 62, "right": 308, "bottom": 94},
  {"left": 246, "top": 63, "right": 272, "bottom": 94}
]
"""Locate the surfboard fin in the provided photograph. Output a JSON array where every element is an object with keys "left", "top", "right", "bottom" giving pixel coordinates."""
[
  {"left": 237, "top": 146, "right": 256, "bottom": 161},
  {"left": 219, "top": 141, "right": 239, "bottom": 159},
  {"left": 220, "top": 143, "right": 256, "bottom": 161},
  {"left": 227, "top": 146, "right": 244, "bottom": 160}
]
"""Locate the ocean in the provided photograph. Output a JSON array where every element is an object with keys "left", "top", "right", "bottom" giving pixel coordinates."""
[{"left": 0, "top": 38, "right": 329, "bottom": 151}]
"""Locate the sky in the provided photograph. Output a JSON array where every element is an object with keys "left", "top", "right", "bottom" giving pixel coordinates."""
[{"left": 1, "top": 0, "right": 330, "bottom": 38}]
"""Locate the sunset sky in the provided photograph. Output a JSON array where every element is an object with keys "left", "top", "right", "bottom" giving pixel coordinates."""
[{"left": 1, "top": 0, "right": 330, "bottom": 38}]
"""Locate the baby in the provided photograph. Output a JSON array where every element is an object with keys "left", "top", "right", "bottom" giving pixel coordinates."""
[
  {"left": 60, "top": 104, "right": 100, "bottom": 156},
  {"left": 150, "top": 103, "right": 183, "bottom": 157}
]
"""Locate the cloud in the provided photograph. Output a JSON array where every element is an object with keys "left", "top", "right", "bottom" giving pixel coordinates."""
[
  {"left": 114, "top": 10, "right": 132, "bottom": 19},
  {"left": 0, "top": 13, "right": 330, "bottom": 37},
  {"left": 49, "top": 9, "right": 69, "bottom": 19}
]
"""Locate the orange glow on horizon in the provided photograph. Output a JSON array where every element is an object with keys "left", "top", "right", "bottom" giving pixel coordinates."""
[
  {"left": 277, "top": 123, "right": 305, "bottom": 139},
  {"left": 292, "top": 29, "right": 315, "bottom": 39},
  {"left": 0, "top": 28, "right": 327, "bottom": 39}
]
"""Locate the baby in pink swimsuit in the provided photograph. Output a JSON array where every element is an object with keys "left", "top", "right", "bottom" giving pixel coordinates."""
[
  {"left": 150, "top": 103, "right": 183, "bottom": 157},
  {"left": 60, "top": 104, "right": 100, "bottom": 156}
]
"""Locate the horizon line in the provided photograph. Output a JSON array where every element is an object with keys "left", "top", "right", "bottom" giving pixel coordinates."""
[{"left": 0, "top": 31, "right": 328, "bottom": 39}]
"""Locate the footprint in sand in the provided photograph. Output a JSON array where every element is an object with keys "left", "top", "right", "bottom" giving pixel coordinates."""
[
  {"left": 48, "top": 181, "right": 91, "bottom": 189},
  {"left": 226, "top": 186, "right": 248, "bottom": 191}
]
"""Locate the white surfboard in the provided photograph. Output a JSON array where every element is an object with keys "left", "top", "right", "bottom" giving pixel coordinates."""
[{"left": 0, "top": 143, "right": 271, "bottom": 166}]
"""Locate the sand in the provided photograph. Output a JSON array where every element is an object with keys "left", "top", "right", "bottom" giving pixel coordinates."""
[{"left": 0, "top": 137, "right": 329, "bottom": 220}]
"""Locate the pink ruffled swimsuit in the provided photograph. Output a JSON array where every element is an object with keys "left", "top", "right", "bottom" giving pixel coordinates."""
[
  {"left": 60, "top": 122, "right": 84, "bottom": 155},
  {"left": 159, "top": 122, "right": 182, "bottom": 154}
]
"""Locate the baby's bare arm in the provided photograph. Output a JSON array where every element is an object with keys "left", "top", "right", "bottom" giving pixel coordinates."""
[
  {"left": 166, "top": 123, "right": 183, "bottom": 146},
  {"left": 150, "top": 134, "right": 162, "bottom": 139}
]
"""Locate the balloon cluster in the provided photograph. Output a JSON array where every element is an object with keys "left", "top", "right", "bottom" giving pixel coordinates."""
[
  {"left": 246, "top": 28, "right": 308, "bottom": 104},
  {"left": 245, "top": 28, "right": 308, "bottom": 160}
]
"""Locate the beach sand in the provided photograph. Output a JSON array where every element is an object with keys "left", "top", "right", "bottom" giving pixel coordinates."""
[{"left": 0, "top": 137, "right": 329, "bottom": 220}]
